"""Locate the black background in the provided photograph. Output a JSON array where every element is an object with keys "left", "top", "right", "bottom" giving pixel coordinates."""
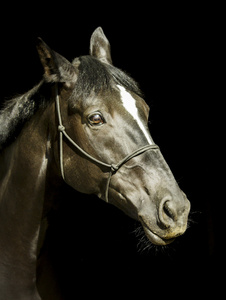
[{"left": 0, "top": 2, "right": 223, "bottom": 298}]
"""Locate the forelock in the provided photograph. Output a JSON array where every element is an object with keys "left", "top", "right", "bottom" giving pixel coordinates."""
[{"left": 71, "top": 56, "right": 142, "bottom": 99}]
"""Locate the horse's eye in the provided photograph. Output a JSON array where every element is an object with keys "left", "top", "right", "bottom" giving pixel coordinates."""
[{"left": 88, "top": 113, "right": 105, "bottom": 126}]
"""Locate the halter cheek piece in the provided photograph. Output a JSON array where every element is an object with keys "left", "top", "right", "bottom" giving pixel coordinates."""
[{"left": 55, "top": 91, "right": 159, "bottom": 203}]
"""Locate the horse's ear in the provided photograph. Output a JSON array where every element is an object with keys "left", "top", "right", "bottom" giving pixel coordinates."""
[
  {"left": 36, "top": 38, "right": 77, "bottom": 85},
  {"left": 90, "top": 27, "right": 112, "bottom": 64}
]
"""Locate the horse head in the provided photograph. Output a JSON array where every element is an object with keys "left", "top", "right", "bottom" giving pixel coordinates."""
[{"left": 37, "top": 27, "right": 190, "bottom": 246}]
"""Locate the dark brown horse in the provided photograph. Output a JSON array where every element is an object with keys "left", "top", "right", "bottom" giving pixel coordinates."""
[{"left": 0, "top": 27, "right": 190, "bottom": 299}]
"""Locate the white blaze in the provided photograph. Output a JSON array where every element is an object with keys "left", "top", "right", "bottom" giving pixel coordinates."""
[{"left": 117, "top": 85, "right": 153, "bottom": 145}]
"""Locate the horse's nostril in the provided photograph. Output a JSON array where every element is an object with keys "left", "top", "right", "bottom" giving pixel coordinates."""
[
  {"left": 163, "top": 201, "right": 177, "bottom": 221},
  {"left": 159, "top": 197, "right": 177, "bottom": 228}
]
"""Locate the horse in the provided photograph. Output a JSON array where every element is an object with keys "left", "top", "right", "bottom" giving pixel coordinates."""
[{"left": 0, "top": 27, "right": 190, "bottom": 299}]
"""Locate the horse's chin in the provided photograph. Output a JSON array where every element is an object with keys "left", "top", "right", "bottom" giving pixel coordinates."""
[
  {"left": 142, "top": 225, "right": 175, "bottom": 246},
  {"left": 140, "top": 219, "right": 175, "bottom": 246}
]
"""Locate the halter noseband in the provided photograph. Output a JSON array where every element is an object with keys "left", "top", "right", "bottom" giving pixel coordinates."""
[{"left": 55, "top": 90, "right": 159, "bottom": 203}]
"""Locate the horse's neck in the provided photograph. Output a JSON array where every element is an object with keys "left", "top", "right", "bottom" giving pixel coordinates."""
[{"left": 0, "top": 103, "right": 58, "bottom": 297}]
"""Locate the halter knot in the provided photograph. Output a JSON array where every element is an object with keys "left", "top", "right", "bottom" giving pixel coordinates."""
[
  {"left": 111, "top": 164, "right": 119, "bottom": 172},
  {"left": 58, "top": 125, "right": 65, "bottom": 132}
]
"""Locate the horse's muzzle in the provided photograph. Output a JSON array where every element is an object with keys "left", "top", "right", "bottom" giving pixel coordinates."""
[{"left": 139, "top": 193, "right": 190, "bottom": 245}]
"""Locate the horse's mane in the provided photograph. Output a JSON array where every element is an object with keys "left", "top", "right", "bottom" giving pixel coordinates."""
[
  {"left": 0, "top": 80, "right": 52, "bottom": 150},
  {"left": 0, "top": 55, "right": 142, "bottom": 151}
]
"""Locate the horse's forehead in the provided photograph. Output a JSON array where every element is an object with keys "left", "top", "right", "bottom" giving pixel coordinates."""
[
  {"left": 115, "top": 85, "right": 153, "bottom": 144},
  {"left": 79, "top": 84, "right": 149, "bottom": 118},
  {"left": 74, "top": 83, "right": 150, "bottom": 124},
  {"left": 116, "top": 85, "right": 140, "bottom": 115}
]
